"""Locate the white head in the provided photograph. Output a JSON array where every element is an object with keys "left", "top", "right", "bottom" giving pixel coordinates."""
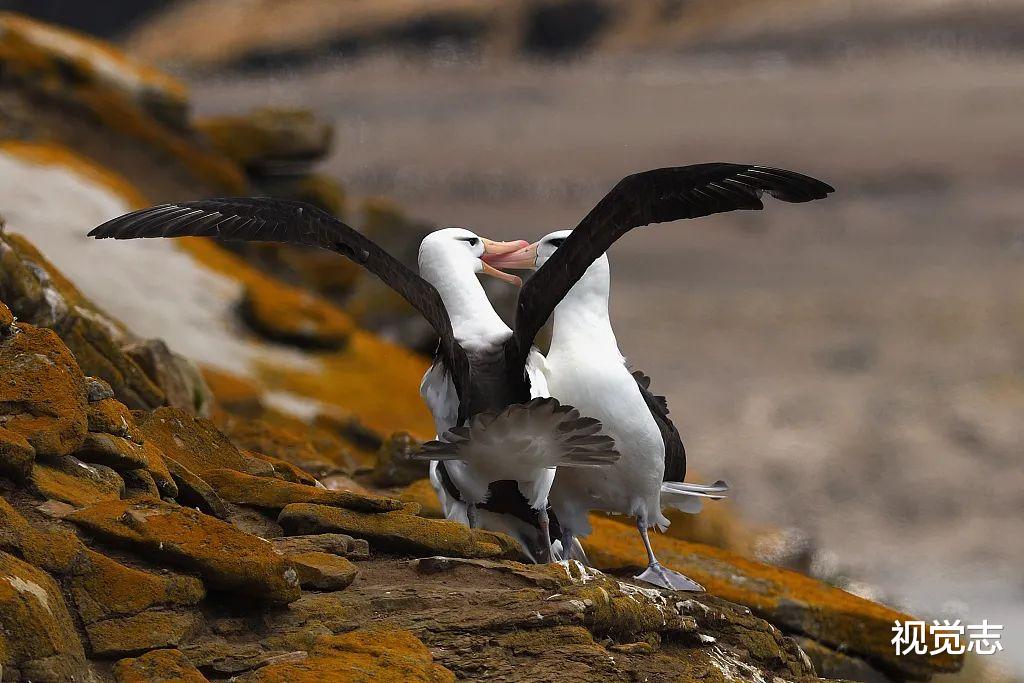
[
  {"left": 417, "top": 227, "right": 527, "bottom": 343},
  {"left": 418, "top": 227, "right": 526, "bottom": 288}
]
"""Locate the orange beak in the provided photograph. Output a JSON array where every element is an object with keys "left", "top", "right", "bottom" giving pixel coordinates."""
[
  {"left": 481, "top": 241, "right": 539, "bottom": 273},
  {"left": 480, "top": 238, "right": 529, "bottom": 286}
]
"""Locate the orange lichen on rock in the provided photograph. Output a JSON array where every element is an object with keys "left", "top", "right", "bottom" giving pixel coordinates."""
[
  {"left": 202, "top": 365, "right": 265, "bottom": 418},
  {"left": 0, "top": 14, "right": 245, "bottom": 193},
  {"left": 0, "top": 321, "right": 88, "bottom": 458},
  {"left": 137, "top": 406, "right": 249, "bottom": 476},
  {"left": 67, "top": 497, "right": 301, "bottom": 604},
  {"left": 279, "top": 503, "right": 522, "bottom": 560},
  {"left": 218, "top": 412, "right": 356, "bottom": 473},
  {"left": 203, "top": 467, "right": 404, "bottom": 513},
  {"left": 397, "top": 478, "right": 443, "bottom": 518},
  {"left": 176, "top": 236, "right": 435, "bottom": 439},
  {"left": 583, "top": 514, "right": 961, "bottom": 679},
  {"left": 238, "top": 627, "right": 455, "bottom": 683},
  {"left": 29, "top": 457, "right": 123, "bottom": 507},
  {"left": 0, "top": 549, "right": 88, "bottom": 672},
  {"left": 113, "top": 648, "right": 211, "bottom": 683}
]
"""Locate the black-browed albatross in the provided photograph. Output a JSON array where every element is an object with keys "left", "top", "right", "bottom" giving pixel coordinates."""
[
  {"left": 87, "top": 202, "right": 619, "bottom": 563},
  {"left": 477, "top": 163, "right": 834, "bottom": 588}
]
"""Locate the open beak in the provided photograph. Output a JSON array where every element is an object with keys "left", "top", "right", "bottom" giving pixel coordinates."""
[
  {"left": 480, "top": 238, "right": 529, "bottom": 286},
  {"left": 481, "top": 241, "right": 539, "bottom": 274}
]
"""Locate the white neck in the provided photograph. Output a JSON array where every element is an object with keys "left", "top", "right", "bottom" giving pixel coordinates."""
[
  {"left": 420, "top": 254, "right": 510, "bottom": 348},
  {"left": 549, "top": 256, "right": 622, "bottom": 359}
]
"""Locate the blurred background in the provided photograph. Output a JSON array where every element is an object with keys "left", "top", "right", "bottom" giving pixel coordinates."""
[{"left": 2, "top": 0, "right": 1022, "bottom": 678}]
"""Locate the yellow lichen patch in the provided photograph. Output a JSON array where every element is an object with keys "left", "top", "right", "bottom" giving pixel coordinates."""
[
  {"left": 240, "top": 627, "right": 454, "bottom": 683},
  {"left": 260, "top": 333, "right": 434, "bottom": 440},
  {"left": 582, "top": 514, "right": 962, "bottom": 676},
  {"left": 0, "top": 17, "right": 244, "bottom": 194},
  {"left": 0, "top": 12, "right": 186, "bottom": 103},
  {"left": 177, "top": 237, "right": 434, "bottom": 439},
  {"left": 113, "top": 648, "right": 210, "bottom": 683},
  {"left": 398, "top": 478, "right": 443, "bottom": 518},
  {"left": 0, "top": 141, "right": 148, "bottom": 209}
]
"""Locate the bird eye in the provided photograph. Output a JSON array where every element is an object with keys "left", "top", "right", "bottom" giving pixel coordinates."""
[{"left": 459, "top": 237, "right": 480, "bottom": 246}]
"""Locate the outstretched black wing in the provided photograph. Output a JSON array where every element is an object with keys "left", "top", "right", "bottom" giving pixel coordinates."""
[
  {"left": 509, "top": 164, "right": 834, "bottom": 365},
  {"left": 632, "top": 370, "right": 685, "bottom": 482},
  {"left": 89, "top": 197, "right": 470, "bottom": 405}
]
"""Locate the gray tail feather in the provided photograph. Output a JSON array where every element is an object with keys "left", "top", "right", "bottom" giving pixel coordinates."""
[{"left": 660, "top": 479, "right": 728, "bottom": 514}]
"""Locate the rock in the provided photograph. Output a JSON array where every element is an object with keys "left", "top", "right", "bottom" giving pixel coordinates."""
[
  {"left": 138, "top": 406, "right": 249, "bottom": 476},
  {"left": 0, "top": 549, "right": 88, "bottom": 674},
  {"left": 67, "top": 498, "right": 301, "bottom": 604},
  {"left": 121, "top": 468, "right": 162, "bottom": 498},
  {"left": 69, "top": 548, "right": 205, "bottom": 625},
  {"left": 398, "top": 478, "right": 443, "bottom": 518},
  {"left": 181, "top": 639, "right": 307, "bottom": 676},
  {"left": 0, "top": 233, "right": 167, "bottom": 410},
  {"left": 75, "top": 432, "right": 177, "bottom": 498},
  {"left": 124, "top": 338, "right": 214, "bottom": 417},
  {"left": 0, "top": 321, "right": 88, "bottom": 458},
  {"left": 271, "top": 533, "right": 369, "bottom": 560},
  {"left": 87, "top": 609, "right": 204, "bottom": 658},
  {"left": 197, "top": 108, "right": 333, "bottom": 172},
  {"left": 0, "top": 424, "right": 35, "bottom": 479},
  {"left": 86, "top": 397, "right": 142, "bottom": 440},
  {"left": 239, "top": 277, "right": 355, "bottom": 350},
  {"left": 0, "top": 299, "right": 14, "bottom": 328},
  {"left": 319, "top": 474, "right": 373, "bottom": 495},
  {"left": 85, "top": 376, "right": 116, "bottom": 402},
  {"left": 288, "top": 552, "right": 358, "bottom": 591},
  {"left": 29, "top": 456, "right": 124, "bottom": 507},
  {"left": 202, "top": 366, "right": 264, "bottom": 418},
  {"left": 246, "top": 449, "right": 320, "bottom": 486},
  {"left": 236, "top": 628, "right": 454, "bottom": 683},
  {"left": 240, "top": 452, "right": 278, "bottom": 477},
  {"left": 583, "top": 514, "right": 962, "bottom": 680},
  {"left": 798, "top": 636, "right": 892, "bottom": 683},
  {"left": 113, "top": 648, "right": 210, "bottom": 683},
  {"left": 163, "top": 456, "right": 232, "bottom": 519},
  {"left": 372, "top": 431, "right": 429, "bottom": 487},
  {"left": 0, "top": 497, "right": 88, "bottom": 575},
  {"left": 219, "top": 414, "right": 356, "bottom": 474},
  {"left": 279, "top": 503, "right": 523, "bottom": 560},
  {"left": 204, "top": 468, "right": 404, "bottom": 513}
]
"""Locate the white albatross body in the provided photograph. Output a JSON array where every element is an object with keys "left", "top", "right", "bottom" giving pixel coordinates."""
[{"left": 542, "top": 256, "right": 669, "bottom": 535}]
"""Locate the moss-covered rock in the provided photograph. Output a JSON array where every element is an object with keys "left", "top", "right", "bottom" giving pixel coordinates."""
[
  {"left": 69, "top": 548, "right": 205, "bottom": 625},
  {"left": 279, "top": 503, "right": 523, "bottom": 560},
  {"left": 240, "top": 278, "right": 356, "bottom": 350},
  {"left": 0, "top": 549, "right": 88, "bottom": 674},
  {"left": 0, "top": 321, "right": 88, "bottom": 458},
  {"left": 75, "top": 431, "right": 177, "bottom": 498},
  {"left": 271, "top": 533, "right": 369, "bottom": 560},
  {"left": 288, "top": 552, "right": 358, "bottom": 591},
  {"left": 67, "top": 497, "right": 301, "bottom": 604},
  {"left": 0, "top": 232, "right": 167, "bottom": 410},
  {"left": 197, "top": 108, "right": 333, "bottom": 172},
  {"left": 87, "top": 609, "right": 205, "bottom": 658},
  {"left": 237, "top": 627, "right": 455, "bottom": 683},
  {"left": 113, "top": 648, "right": 210, "bottom": 683},
  {"left": 0, "top": 424, "right": 35, "bottom": 480},
  {"left": 138, "top": 406, "right": 249, "bottom": 476},
  {"left": 29, "top": 456, "right": 124, "bottom": 507},
  {"left": 205, "top": 467, "right": 404, "bottom": 513}
]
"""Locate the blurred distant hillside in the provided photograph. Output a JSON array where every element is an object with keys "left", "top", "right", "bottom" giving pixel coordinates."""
[{"left": 9, "top": 0, "right": 1024, "bottom": 72}]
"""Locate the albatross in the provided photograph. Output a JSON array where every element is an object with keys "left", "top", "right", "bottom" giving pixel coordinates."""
[
  {"left": 484, "top": 163, "right": 834, "bottom": 589},
  {"left": 86, "top": 201, "right": 619, "bottom": 563}
]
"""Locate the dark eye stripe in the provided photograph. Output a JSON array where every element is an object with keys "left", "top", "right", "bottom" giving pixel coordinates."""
[
  {"left": 548, "top": 238, "right": 566, "bottom": 247},
  {"left": 457, "top": 237, "right": 479, "bottom": 245}
]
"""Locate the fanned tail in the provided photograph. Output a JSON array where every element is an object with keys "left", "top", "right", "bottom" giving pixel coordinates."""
[{"left": 660, "top": 479, "right": 729, "bottom": 514}]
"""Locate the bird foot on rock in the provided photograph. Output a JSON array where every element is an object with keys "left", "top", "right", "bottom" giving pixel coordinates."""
[{"left": 635, "top": 563, "right": 704, "bottom": 592}]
